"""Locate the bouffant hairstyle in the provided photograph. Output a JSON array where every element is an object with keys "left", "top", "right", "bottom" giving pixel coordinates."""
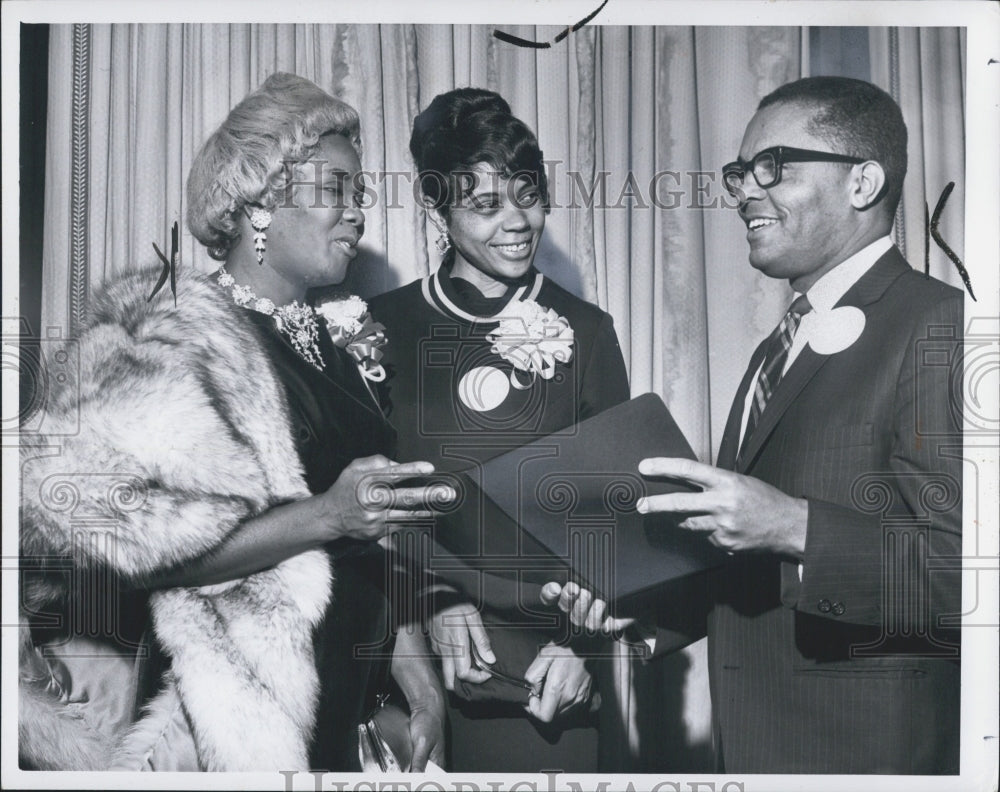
[
  {"left": 759, "top": 76, "right": 908, "bottom": 216},
  {"left": 409, "top": 88, "right": 549, "bottom": 217},
  {"left": 186, "top": 72, "right": 361, "bottom": 260}
]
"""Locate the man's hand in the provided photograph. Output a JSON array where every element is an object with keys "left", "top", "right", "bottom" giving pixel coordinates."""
[
  {"left": 540, "top": 581, "right": 634, "bottom": 635},
  {"left": 637, "top": 457, "right": 809, "bottom": 558},
  {"left": 523, "top": 642, "right": 594, "bottom": 723},
  {"left": 428, "top": 603, "right": 494, "bottom": 690}
]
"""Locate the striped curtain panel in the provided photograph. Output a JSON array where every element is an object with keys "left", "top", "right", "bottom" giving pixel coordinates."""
[{"left": 869, "top": 27, "right": 966, "bottom": 289}]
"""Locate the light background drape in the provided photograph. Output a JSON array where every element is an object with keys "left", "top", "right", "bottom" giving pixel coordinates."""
[{"left": 38, "top": 23, "right": 967, "bottom": 769}]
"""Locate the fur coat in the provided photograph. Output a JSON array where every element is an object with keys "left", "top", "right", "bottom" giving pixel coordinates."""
[{"left": 19, "top": 267, "right": 333, "bottom": 771}]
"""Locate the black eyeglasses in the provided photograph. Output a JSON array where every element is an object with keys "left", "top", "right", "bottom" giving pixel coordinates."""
[{"left": 722, "top": 146, "right": 866, "bottom": 197}]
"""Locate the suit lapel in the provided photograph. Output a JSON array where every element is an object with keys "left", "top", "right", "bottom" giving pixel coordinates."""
[
  {"left": 735, "top": 248, "right": 910, "bottom": 473},
  {"left": 834, "top": 245, "right": 910, "bottom": 309}
]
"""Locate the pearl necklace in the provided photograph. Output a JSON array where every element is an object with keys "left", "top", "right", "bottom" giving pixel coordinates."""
[{"left": 217, "top": 267, "right": 325, "bottom": 370}]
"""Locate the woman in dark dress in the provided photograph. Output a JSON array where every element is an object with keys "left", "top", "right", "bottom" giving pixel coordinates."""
[
  {"left": 368, "top": 88, "right": 631, "bottom": 771},
  {"left": 19, "top": 73, "right": 446, "bottom": 772}
]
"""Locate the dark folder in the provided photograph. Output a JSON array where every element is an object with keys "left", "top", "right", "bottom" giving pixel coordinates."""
[{"left": 422, "top": 393, "right": 726, "bottom": 605}]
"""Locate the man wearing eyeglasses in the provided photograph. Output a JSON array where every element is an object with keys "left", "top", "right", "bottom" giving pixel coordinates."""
[{"left": 543, "top": 76, "right": 963, "bottom": 774}]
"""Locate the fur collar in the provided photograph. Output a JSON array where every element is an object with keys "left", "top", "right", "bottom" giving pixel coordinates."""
[{"left": 21, "top": 267, "right": 332, "bottom": 770}]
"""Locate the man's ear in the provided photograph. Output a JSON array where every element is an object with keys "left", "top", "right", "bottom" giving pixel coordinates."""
[{"left": 849, "top": 160, "right": 887, "bottom": 210}]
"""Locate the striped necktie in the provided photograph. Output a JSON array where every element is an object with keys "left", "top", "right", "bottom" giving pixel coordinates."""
[{"left": 739, "top": 294, "right": 812, "bottom": 460}]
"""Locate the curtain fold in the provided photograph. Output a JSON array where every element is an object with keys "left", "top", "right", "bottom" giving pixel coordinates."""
[
  {"left": 870, "top": 27, "right": 966, "bottom": 288},
  {"left": 39, "top": 23, "right": 966, "bottom": 770}
]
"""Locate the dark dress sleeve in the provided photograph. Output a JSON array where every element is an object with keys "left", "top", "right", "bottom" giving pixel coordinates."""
[{"left": 578, "top": 312, "right": 631, "bottom": 419}]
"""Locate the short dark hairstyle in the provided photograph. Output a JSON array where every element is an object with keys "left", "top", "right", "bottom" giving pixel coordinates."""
[
  {"left": 759, "top": 76, "right": 908, "bottom": 216},
  {"left": 409, "top": 87, "right": 548, "bottom": 216}
]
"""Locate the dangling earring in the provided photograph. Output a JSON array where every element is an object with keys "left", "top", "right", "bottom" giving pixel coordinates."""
[
  {"left": 427, "top": 209, "right": 451, "bottom": 256},
  {"left": 248, "top": 206, "right": 272, "bottom": 266}
]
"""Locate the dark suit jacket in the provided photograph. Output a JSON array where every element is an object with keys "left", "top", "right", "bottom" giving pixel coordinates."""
[{"left": 707, "top": 248, "right": 963, "bottom": 773}]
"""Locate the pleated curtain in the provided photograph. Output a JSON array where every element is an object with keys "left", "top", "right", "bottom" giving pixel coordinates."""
[{"left": 869, "top": 27, "right": 966, "bottom": 289}]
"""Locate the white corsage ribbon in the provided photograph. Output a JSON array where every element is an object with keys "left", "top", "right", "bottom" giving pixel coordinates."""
[
  {"left": 316, "top": 296, "right": 388, "bottom": 382},
  {"left": 486, "top": 299, "right": 574, "bottom": 389}
]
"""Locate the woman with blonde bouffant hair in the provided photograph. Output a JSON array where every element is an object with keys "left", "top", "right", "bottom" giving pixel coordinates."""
[{"left": 20, "top": 73, "right": 448, "bottom": 772}]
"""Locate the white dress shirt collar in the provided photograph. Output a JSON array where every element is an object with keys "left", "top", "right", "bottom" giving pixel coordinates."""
[{"left": 800, "top": 235, "right": 894, "bottom": 311}]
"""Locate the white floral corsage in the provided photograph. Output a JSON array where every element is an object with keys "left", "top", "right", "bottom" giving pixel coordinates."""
[
  {"left": 316, "top": 296, "right": 388, "bottom": 382},
  {"left": 487, "top": 299, "right": 574, "bottom": 389}
]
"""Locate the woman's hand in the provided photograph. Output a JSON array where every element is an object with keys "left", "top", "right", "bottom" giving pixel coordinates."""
[
  {"left": 523, "top": 642, "right": 594, "bottom": 723},
  {"left": 140, "top": 456, "right": 454, "bottom": 589},
  {"left": 391, "top": 627, "right": 446, "bottom": 771},
  {"left": 406, "top": 696, "right": 446, "bottom": 772},
  {"left": 320, "top": 455, "right": 455, "bottom": 542},
  {"left": 428, "top": 602, "right": 495, "bottom": 690},
  {"left": 540, "top": 581, "right": 635, "bottom": 635}
]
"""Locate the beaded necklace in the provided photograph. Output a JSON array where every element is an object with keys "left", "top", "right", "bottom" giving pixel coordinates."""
[{"left": 217, "top": 267, "right": 324, "bottom": 370}]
